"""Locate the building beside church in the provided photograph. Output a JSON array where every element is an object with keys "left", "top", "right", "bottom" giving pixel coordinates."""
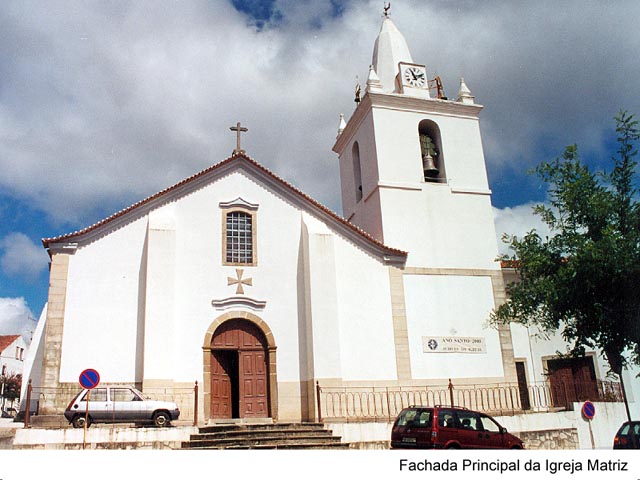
[
  {"left": 0, "top": 335, "right": 26, "bottom": 378},
  {"left": 25, "top": 13, "right": 637, "bottom": 428}
]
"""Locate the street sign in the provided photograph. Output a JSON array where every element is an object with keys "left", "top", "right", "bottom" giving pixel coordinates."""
[
  {"left": 79, "top": 368, "right": 100, "bottom": 390},
  {"left": 582, "top": 400, "right": 596, "bottom": 420}
]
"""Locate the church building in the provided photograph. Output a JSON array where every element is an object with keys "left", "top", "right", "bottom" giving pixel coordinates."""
[{"left": 27, "top": 13, "right": 632, "bottom": 427}]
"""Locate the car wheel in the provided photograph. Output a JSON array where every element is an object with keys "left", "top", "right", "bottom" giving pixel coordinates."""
[
  {"left": 445, "top": 444, "right": 460, "bottom": 449},
  {"left": 153, "top": 411, "right": 170, "bottom": 427},
  {"left": 72, "top": 415, "right": 91, "bottom": 429}
]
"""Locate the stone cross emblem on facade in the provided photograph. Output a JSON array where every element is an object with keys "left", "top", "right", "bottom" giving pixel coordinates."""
[
  {"left": 228, "top": 268, "right": 252, "bottom": 295},
  {"left": 230, "top": 122, "right": 248, "bottom": 154}
]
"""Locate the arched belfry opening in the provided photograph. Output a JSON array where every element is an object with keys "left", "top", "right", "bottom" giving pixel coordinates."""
[
  {"left": 418, "top": 120, "right": 445, "bottom": 182},
  {"left": 203, "top": 313, "right": 278, "bottom": 421}
]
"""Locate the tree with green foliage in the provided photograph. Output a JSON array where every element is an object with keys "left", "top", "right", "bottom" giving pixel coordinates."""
[{"left": 492, "top": 111, "right": 640, "bottom": 420}]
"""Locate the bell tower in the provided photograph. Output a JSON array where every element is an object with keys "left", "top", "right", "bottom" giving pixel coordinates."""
[{"left": 333, "top": 14, "right": 500, "bottom": 271}]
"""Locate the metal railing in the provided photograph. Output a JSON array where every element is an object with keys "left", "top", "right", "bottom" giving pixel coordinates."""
[{"left": 315, "top": 379, "right": 623, "bottom": 422}]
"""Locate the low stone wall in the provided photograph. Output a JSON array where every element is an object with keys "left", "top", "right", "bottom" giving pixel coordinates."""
[
  {"left": 349, "top": 440, "right": 391, "bottom": 449},
  {"left": 329, "top": 412, "right": 584, "bottom": 450},
  {"left": 0, "top": 429, "right": 16, "bottom": 449},
  {"left": 513, "top": 428, "right": 578, "bottom": 450},
  {"left": 11, "top": 425, "right": 197, "bottom": 450}
]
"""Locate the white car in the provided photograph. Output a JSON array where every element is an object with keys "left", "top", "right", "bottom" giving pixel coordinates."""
[{"left": 64, "top": 386, "right": 180, "bottom": 428}]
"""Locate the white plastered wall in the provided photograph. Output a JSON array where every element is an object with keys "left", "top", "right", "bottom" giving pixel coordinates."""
[
  {"left": 60, "top": 217, "right": 148, "bottom": 383},
  {"left": 301, "top": 213, "right": 399, "bottom": 382},
  {"left": 378, "top": 186, "right": 500, "bottom": 269},
  {"left": 58, "top": 169, "right": 402, "bottom": 396},
  {"left": 333, "top": 231, "right": 397, "bottom": 381},
  {"left": 339, "top": 110, "right": 383, "bottom": 240},
  {"left": 404, "top": 274, "right": 504, "bottom": 380}
]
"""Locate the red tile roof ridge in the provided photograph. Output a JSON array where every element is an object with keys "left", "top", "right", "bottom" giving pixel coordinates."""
[{"left": 42, "top": 152, "right": 407, "bottom": 258}]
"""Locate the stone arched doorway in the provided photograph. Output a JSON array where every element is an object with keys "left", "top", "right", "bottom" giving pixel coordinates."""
[{"left": 203, "top": 313, "right": 277, "bottom": 421}]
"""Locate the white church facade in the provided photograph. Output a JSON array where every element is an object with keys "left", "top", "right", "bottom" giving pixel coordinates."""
[{"left": 26, "top": 14, "right": 637, "bottom": 427}]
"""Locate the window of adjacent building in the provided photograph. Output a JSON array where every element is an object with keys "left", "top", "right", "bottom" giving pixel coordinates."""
[
  {"left": 223, "top": 209, "right": 257, "bottom": 266},
  {"left": 418, "top": 120, "right": 446, "bottom": 182},
  {"left": 352, "top": 141, "right": 363, "bottom": 202}
]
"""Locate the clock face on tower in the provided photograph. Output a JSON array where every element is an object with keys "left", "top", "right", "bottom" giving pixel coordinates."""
[{"left": 402, "top": 65, "right": 426, "bottom": 88}]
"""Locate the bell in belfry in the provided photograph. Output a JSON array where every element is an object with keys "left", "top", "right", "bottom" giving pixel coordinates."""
[{"left": 420, "top": 134, "right": 439, "bottom": 178}]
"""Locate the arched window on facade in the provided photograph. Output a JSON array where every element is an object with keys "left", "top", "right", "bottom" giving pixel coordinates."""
[
  {"left": 352, "top": 141, "right": 363, "bottom": 202},
  {"left": 418, "top": 120, "right": 445, "bottom": 182}
]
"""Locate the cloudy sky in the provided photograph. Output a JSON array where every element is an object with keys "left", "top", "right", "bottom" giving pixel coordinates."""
[{"left": 1, "top": 0, "right": 639, "bottom": 339}]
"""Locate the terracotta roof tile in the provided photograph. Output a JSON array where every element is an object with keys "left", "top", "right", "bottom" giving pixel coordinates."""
[{"left": 0, "top": 335, "right": 21, "bottom": 353}]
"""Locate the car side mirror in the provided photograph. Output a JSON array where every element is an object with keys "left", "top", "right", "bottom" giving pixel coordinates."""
[{"left": 500, "top": 427, "right": 507, "bottom": 434}]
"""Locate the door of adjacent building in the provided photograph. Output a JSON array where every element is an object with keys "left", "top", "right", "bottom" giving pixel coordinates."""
[
  {"left": 210, "top": 319, "right": 269, "bottom": 419},
  {"left": 547, "top": 356, "right": 599, "bottom": 408}
]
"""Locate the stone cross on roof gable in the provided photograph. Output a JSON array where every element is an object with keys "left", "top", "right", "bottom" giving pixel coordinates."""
[{"left": 230, "top": 122, "right": 248, "bottom": 154}]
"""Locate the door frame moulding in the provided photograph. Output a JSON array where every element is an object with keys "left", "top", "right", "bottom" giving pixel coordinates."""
[{"left": 202, "top": 311, "right": 278, "bottom": 421}]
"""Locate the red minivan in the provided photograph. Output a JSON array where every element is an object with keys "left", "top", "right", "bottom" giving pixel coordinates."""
[{"left": 391, "top": 405, "right": 524, "bottom": 449}]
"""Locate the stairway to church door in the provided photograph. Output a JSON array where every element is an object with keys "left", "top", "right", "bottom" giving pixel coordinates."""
[{"left": 210, "top": 319, "right": 269, "bottom": 419}]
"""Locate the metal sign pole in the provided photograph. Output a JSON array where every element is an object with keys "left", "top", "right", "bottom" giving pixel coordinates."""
[
  {"left": 83, "top": 389, "right": 90, "bottom": 450},
  {"left": 588, "top": 418, "right": 595, "bottom": 449},
  {"left": 78, "top": 368, "right": 100, "bottom": 449},
  {"left": 581, "top": 401, "right": 596, "bottom": 449}
]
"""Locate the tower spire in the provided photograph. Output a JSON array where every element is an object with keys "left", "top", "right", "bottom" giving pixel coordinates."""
[{"left": 371, "top": 15, "right": 413, "bottom": 92}]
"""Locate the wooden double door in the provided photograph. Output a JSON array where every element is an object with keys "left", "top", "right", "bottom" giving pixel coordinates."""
[
  {"left": 210, "top": 319, "right": 269, "bottom": 419},
  {"left": 547, "top": 356, "right": 599, "bottom": 407}
]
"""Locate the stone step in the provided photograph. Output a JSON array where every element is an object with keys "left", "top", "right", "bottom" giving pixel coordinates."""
[
  {"left": 191, "top": 442, "right": 351, "bottom": 450},
  {"left": 190, "top": 428, "right": 331, "bottom": 441},
  {"left": 184, "top": 433, "right": 342, "bottom": 449},
  {"left": 187, "top": 438, "right": 348, "bottom": 450},
  {"left": 181, "top": 422, "right": 346, "bottom": 450},
  {"left": 196, "top": 422, "right": 326, "bottom": 434}
]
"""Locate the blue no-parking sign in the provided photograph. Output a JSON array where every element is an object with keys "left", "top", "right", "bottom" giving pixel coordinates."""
[
  {"left": 582, "top": 400, "right": 596, "bottom": 420},
  {"left": 79, "top": 368, "right": 100, "bottom": 390}
]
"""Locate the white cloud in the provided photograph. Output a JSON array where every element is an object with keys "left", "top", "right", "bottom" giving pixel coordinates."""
[
  {"left": 0, "top": 233, "right": 49, "bottom": 281},
  {"left": 493, "top": 203, "right": 552, "bottom": 255},
  {"left": 0, "top": 297, "right": 35, "bottom": 339},
  {"left": 0, "top": 0, "right": 638, "bottom": 230}
]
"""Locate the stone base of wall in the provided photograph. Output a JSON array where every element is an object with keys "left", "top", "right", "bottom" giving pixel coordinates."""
[
  {"left": 10, "top": 425, "right": 197, "bottom": 450},
  {"left": 349, "top": 441, "right": 390, "bottom": 449},
  {"left": 13, "top": 440, "right": 185, "bottom": 450},
  {"left": 0, "top": 429, "right": 16, "bottom": 449},
  {"left": 515, "top": 428, "right": 579, "bottom": 450}
]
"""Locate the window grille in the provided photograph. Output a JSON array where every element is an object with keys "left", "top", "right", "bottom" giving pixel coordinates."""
[{"left": 226, "top": 211, "right": 253, "bottom": 264}]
